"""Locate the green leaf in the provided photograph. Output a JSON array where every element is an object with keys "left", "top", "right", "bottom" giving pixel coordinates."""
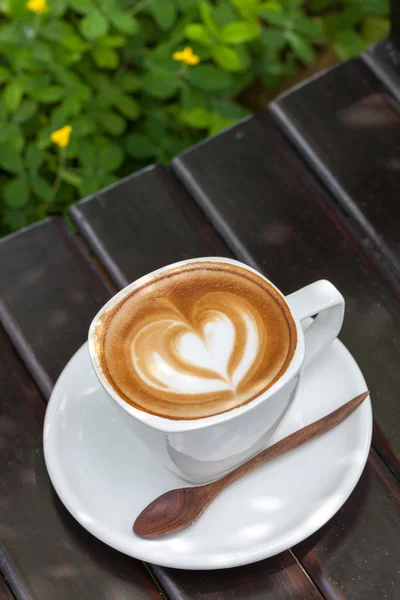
[
  {"left": 220, "top": 21, "right": 261, "bottom": 44},
  {"left": 3, "top": 175, "right": 29, "bottom": 209},
  {"left": 0, "top": 144, "right": 24, "bottom": 173},
  {"left": 31, "top": 86, "right": 65, "bottom": 103},
  {"left": 259, "top": 1, "right": 282, "bottom": 12},
  {"left": 182, "top": 107, "right": 211, "bottom": 128},
  {"left": 231, "top": 0, "right": 262, "bottom": 18},
  {"left": 209, "top": 113, "right": 238, "bottom": 135},
  {"left": 333, "top": 30, "right": 367, "bottom": 60},
  {"left": 32, "top": 176, "right": 53, "bottom": 203},
  {"left": 200, "top": 2, "right": 219, "bottom": 35},
  {"left": 184, "top": 24, "right": 213, "bottom": 47},
  {"left": 69, "top": 115, "right": 96, "bottom": 138},
  {"left": 80, "top": 11, "right": 109, "bottom": 40},
  {"left": 99, "top": 144, "right": 124, "bottom": 171},
  {"left": 214, "top": 2, "right": 237, "bottom": 27},
  {"left": 91, "top": 47, "right": 120, "bottom": 68},
  {"left": 293, "top": 15, "right": 324, "bottom": 39},
  {"left": 32, "top": 41, "right": 53, "bottom": 64},
  {"left": 119, "top": 72, "right": 141, "bottom": 92},
  {"left": 92, "top": 86, "right": 122, "bottom": 108},
  {"left": 26, "top": 145, "right": 44, "bottom": 172},
  {"left": 362, "top": 16, "right": 389, "bottom": 44},
  {"left": 0, "top": 66, "right": 10, "bottom": 82},
  {"left": 181, "top": 85, "right": 211, "bottom": 127},
  {"left": 50, "top": 0, "right": 68, "bottom": 18},
  {"left": 211, "top": 44, "right": 245, "bottom": 71},
  {"left": 115, "top": 96, "right": 141, "bottom": 119},
  {"left": 78, "top": 140, "right": 97, "bottom": 169},
  {"left": 0, "top": 125, "right": 18, "bottom": 144},
  {"left": 109, "top": 11, "right": 139, "bottom": 35},
  {"left": 40, "top": 21, "right": 74, "bottom": 41},
  {"left": 259, "top": 9, "right": 288, "bottom": 27},
  {"left": 188, "top": 65, "right": 234, "bottom": 90},
  {"left": 37, "top": 126, "right": 54, "bottom": 150},
  {"left": 0, "top": 23, "right": 23, "bottom": 45},
  {"left": 97, "top": 110, "right": 126, "bottom": 135},
  {"left": 3, "top": 80, "right": 23, "bottom": 113},
  {"left": 260, "top": 27, "right": 286, "bottom": 49},
  {"left": 60, "top": 34, "right": 88, "bottom": 51},
  {"left": 80, "top": 174, "right": 101, "bottom": 197},
  {"left": 286, "top": 32, "right": 316, "bottom": 65},
  {"left": 337, "top": 7, "right": 363, "bottom": 30},
  {"left": 181, "top": 86, "right": 208, "bottom": 111},
  {"left": 69, "top": 0, "right": 96, "bottom": 14},
  {"left": 176, "top": 0, "right": 198, "bottom": 10},
  {"left": 149, "top": 0, "right": 177, "bottom": 31},
  {"left": 13, "top": 100, "right": 38, "bottom": 124},
  {"left": 142, "top": 73, "right": 180, "bottom": 99},
  {"left": 100, "top": 35, "right": 126, "bottom": 48},
  {"left": 125, "top": 134, "right": 154, "bottom": 159}
]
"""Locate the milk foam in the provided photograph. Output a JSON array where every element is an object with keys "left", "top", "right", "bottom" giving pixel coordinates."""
[{"left": 131, "top": 306, "right": 259, "bottom": 395}]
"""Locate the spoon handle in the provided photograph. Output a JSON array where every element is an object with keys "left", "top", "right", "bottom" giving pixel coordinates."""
[{"left": 208, "top": 391, "right": 370, "bottom": 497}]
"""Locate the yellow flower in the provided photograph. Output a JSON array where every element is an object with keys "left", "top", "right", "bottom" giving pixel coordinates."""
[
  {"left": 172, "top": 47, "right": 200, "bottom": 66},
  {"left": 26, "top": 0, "right": 48, "bottom": 13},
  {"left": 51, "top": 125, "right": 72, "bottom": 149}
]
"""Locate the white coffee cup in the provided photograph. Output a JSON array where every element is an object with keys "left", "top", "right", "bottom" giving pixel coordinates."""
[{"left": 88, "top": 258, "right": 344, "bottom": 484}]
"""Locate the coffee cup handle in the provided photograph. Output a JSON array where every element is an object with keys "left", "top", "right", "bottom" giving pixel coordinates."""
[{"left": 286, "top": 280, "right": 345, "bottom": 368}]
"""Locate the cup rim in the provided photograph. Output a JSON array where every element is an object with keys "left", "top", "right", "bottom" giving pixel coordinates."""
[{"left": 88, "top": 257, "right": 305, "bottom": 433}]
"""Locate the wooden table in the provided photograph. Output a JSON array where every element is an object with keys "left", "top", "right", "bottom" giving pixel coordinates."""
[{"left": 1, "top": 43, "right": 399, "bottom": 600}]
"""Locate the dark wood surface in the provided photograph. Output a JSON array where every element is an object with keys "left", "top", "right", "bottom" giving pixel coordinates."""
[
  {"left": 0, "top": 219, "right": 112, "bottom": 399},
  {"left": 150, "top": 553, "right": 322, "bottom": 600},
  {"left": 269, "top": 59, "right": 400, "bottom": 284},
  {"left": 0, "top": 328, "right": 161, "bottom": 600},
  {"left": 0, "top": 576, "right": 14, "bottom": 600},
  {"left": 363, "top": 38, "right": 400, "bottom": 103},
  {"left": 173, "top": 113, "right": 400, "bottom": 479},
  {"left": 0, "top": 219, "right": 321, "bottom": 600},
  {"left": 392, "top": 0, "right": 400, "bottom": 37},
  {"left": 70, "top": 165, "right": 230, "bottom": 287},
  {"left": 71, "top": 152, "right": 400, "bottom": 598}
]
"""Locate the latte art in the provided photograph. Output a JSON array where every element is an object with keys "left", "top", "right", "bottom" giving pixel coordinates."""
[
  {"left": 94, "top": 261, "right": 297, "bottom": 419},
  {"left": 131, "top": 294, "right": 261, "bottom": 396}
]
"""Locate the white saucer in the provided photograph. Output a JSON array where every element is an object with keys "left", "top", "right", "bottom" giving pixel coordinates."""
[{"left": 44, "top": 339, "right": 372, "bottom": 570}]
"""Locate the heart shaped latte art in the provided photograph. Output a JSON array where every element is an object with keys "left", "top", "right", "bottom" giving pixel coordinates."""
[{"left": 130, "top": 293, "right": 264, "bottom": 397}]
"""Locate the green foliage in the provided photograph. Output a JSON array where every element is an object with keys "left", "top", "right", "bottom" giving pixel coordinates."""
[{"left": 0, "top": 0, "right": 389, "bottom": 235}]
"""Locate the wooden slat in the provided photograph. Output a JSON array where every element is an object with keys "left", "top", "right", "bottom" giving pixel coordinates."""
[
  {"left": 70, "top": 165, "right": 230, "bottom": 287},
  {"left": 363, "top": 38, "right": 400, "bottom": 103},
  {"left": 171, "top": 114, "right": 400, "bottom": 598},
  {"left": 70, "top": 167, "right": 322, "bottom": 600},
  {"left": 150, "top": 553, "right": 322, "bottom": 600},
  {"left": 269, "top": 59, "right": 400, "bottom": 284},
  {"left": 0, "top": 576, "right": 14, "bottom": 600},
  {"left": 0, "top": 219, "right": 112, "bottom": 399},
  {"left": 173, "top": 113, "right": 400, "bottom": 479},
  {"left": 0, "top": 328, "right": 161, "bottom": 600}
]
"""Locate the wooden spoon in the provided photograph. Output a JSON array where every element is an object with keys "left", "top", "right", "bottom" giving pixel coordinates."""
[{"left": 134, "top": 391, "right": 369, "bottom": 539}]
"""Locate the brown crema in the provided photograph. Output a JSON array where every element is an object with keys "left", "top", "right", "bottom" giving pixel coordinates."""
[{"left": 94, "top": 261, "right": 297, "bottom": 419}]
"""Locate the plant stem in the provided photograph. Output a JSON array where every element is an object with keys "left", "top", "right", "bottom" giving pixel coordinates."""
[
  {"left": 52, "top": 148, "right": 66, "bottom": 201},
  {"left": 29, "top": 12, "right": 42, "bottom": 43}
]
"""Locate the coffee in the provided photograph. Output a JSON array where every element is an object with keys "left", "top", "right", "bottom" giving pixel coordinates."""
[{"left": 94, "top": 261, "right": 297, "bottom": 419}]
